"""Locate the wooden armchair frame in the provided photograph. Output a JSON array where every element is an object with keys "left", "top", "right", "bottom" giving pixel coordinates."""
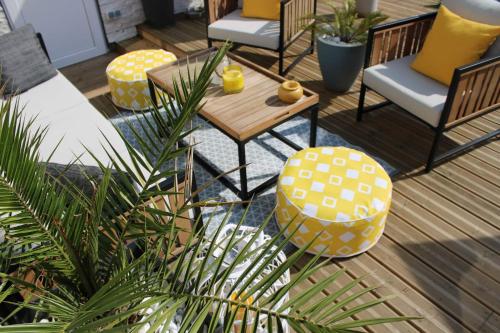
[
  {"left": 357, "top": 12, "right": 500, "bottom": 172},
  {"left": 204, "top": 0, "right": 317, "bottom": 75}
]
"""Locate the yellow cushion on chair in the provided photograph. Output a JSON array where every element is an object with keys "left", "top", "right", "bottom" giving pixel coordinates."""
[
  {"left": 241, "top": 0, "right": 280, "bottom": 21},
  {"left": 411, "top": 5, "right": 500, "bottom": 86}
]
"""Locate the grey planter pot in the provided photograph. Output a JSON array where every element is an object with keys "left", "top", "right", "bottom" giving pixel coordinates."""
[
  {"left": 356, "top": 0, "right": 379, "bottom": 17},
  {"left": 316, "top": 36, "right": 366, "bottom": 93}
]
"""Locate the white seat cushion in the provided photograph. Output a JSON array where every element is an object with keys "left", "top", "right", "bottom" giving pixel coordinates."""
[
  {"left": 208, "top": 9, "right": 280, "bottom": 50},
  {"left": 34, "top": 102, "right": 132, "bottom": 168},
  {"left": 2, "top": 72, "right": 134, "bottom": 169},
  {"left": 14, "top": 72, "right": 89, "bottom": 120},
  {"left": 363, "top": 55, "right": 449, "bottom": 127}
]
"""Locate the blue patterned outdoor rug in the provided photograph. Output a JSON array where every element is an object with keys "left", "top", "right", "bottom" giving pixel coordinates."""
[{"left": 111, "top": 112, "right": 397, "bottom": 237}]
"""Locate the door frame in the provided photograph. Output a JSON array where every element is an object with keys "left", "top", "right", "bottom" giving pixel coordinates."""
[{"left": 0, "top": 0, "right": 109, "bottom": 68}]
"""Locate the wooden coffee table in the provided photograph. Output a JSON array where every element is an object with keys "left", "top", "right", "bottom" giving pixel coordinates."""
[{"left": 147, "top": 48, "right": 320, "bottom": 201}]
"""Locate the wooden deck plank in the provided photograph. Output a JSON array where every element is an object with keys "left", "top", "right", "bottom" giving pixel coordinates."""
[
  {"left": 59, "top": 1, "right": 500, "bottom": 331},
  {"left": 391, "top": 190, "right": 500, "bottom": 280},
  {"left": 414, "top": 172, "right": 500, "bottom": 230},
  {"left": 310, "top": 253, "right": 472, "bottom": 333},
  {"left": 384, "top": 213, "right": 500, "bottom": 311},
  {"left": 295, "top": 261, "right": 421, "bottom": 333},
  {"left": 368, "top": 236, "right": 499, "bottom": 333},
  {"left": 395, "top": 178, "right": 500, "bottom": 254}
]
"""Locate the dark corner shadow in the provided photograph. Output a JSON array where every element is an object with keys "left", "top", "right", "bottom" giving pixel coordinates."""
[{"left": 88, "top": 93, "right": 121, "bottom": 119}]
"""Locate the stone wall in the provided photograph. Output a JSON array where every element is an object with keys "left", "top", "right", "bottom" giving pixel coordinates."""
[
  {"left": 0, "top": 4, "right": 11, "bottom": 36},
  {"left": 98, "top": 0, "right": 190, "bottom": 43},
  {"left": 97, "top": 0, "right": 145, "bottom": 43}
]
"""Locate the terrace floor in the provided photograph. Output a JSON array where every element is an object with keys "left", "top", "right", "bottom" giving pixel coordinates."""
[{"left": 61, "top": 0, "right": 500, "bottom": 331}]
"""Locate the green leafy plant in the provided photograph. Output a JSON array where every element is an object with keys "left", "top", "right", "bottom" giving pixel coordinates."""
[
  {"left": 0, "top": 44, "right": 417, "bottom": 331},
  {"left": 306, "top": 0, "right": 388, "bottom": 43}
]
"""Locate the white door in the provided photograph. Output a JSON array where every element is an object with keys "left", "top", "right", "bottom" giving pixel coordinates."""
[{"left": 1, "top": 0, "right": 108, "bottom": 68}]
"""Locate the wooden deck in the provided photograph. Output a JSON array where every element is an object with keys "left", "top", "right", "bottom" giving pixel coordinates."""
[{"left": 61, "top": 1, "right": 500, "bottom": 331}]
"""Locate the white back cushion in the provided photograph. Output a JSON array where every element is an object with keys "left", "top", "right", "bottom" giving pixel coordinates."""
[
  {"left": 441, "top": 0, "right": 500, "bottom": 58},
  {"left": 208, "top": 9, "right": 280, "bottom": 50}
]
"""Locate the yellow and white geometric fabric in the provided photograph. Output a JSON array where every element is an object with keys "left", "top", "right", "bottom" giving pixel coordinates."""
[
  {"left": 276, "top": 147, "right": 392, "bottom": 257},
  {"left": 106, "top": 49, "right": 177, "bottom": 110}
]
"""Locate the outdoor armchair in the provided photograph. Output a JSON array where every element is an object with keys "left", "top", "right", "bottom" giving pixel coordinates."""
[
  {"left": 357, "top": 1, "right": 499, "bottom": 172},
  {"left": 204, "top": 0, "right": 317, "bottom": 75}
]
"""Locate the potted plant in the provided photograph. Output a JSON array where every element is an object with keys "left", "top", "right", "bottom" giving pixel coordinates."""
[
  {"left": 186, "top": 0, "right": 205, "bottom": 19},
  {"left": 0, "top": 44, "right": 416, "bottom": 331},
  {"left": 307, "top": 0, "right": 388, "bottom": 92}
]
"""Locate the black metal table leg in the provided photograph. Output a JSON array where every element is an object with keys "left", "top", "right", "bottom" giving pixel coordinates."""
[
  {"left": 310, "top": 105, "right": 319, "bottom": 147},
  {"left": 237, "top": 142, "right": 249, "bottom": 201},
  {"left": 148, "top": 79, "right": 158, "bottom": 107}
]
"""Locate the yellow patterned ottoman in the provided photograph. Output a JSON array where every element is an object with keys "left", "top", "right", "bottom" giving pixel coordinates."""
[
  {"left": 276, "top": 147, "right": 392, "bottom": 257},
  {"left": 106, "top": 49, "right": 177, "bottom": 110}
]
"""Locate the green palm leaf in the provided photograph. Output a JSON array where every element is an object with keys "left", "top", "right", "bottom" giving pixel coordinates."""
[{"left": 1, "top": 41, "right": 418, "bottom": 332}]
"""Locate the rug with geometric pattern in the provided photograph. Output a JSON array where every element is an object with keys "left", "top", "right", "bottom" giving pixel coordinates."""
[{"left": 111, "top": 112, "right": 397, "bottom": 240}]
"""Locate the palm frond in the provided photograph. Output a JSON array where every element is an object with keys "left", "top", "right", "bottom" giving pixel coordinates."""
[
  {"left": 303, "top": 0, "right": 388, "bottom": 43},
  {"left": 0, "top": 40, "right": 418, "bottom": 332}
]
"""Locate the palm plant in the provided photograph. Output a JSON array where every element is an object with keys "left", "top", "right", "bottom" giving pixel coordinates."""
[
  {"left": 307, "top": 0, "right": 388, "bottom": 43},
  {"left": 0, "top": 44, "right": 416, "bottom": 331}
]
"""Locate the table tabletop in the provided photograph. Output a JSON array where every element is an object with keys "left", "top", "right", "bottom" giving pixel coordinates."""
[{"left": 147, "top": 48, "right": 319, "bottom": 142}]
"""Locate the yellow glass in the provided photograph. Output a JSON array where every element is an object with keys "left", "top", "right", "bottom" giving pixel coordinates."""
[
  {"left": 223, "top": 64, "right": 242, "bottom": 74},
  {"left": 223, "top": 69, "right": 244, "bottom": 94},
  {"left": 230, "top": 292, "right": 254, "bottom": 333}
]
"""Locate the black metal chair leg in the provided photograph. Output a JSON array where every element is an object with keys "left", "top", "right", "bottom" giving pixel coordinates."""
[
  {"left": 148, "top": 79, "right": 158, "bottom": 107},
  {"left": 310, "top": 30, "right": 315, "bottom": 54},
  {"left": 357, "top": 83, "right": 367, "bottom": 122},
  {"left": 207, "top": 38, "right": 213, "bottom": 48},
  {"left": 426, "top": 130, "right": 443, "bottom": 172}
]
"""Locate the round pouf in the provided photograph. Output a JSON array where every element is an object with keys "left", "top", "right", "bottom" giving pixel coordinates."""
[
  {"left": 106, "top": 49, "right": 177, "bottom": 110},
  {"left": 276, "top": 147, "right": 392, "bottom": 257}
]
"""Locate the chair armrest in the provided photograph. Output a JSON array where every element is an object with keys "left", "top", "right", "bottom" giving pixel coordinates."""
[
  {"left": 281, "top": 0, "right": 316, "bottom": 47},
  {"left": 364, "top": 12, "right": 436, "bottom": 68},
  {"left": 443, "top": 55, "right": 500, "bottom": 128}
]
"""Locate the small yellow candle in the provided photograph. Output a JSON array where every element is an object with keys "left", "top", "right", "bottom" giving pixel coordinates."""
[{"left": 223, "top": 69, "right": 244, "bottom": 94}]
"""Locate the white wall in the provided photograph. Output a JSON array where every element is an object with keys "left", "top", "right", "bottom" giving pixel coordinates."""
[
  {"left": 98, "top": 0, "right": 191, "bottom": 43},
  {"left": 0, "top": 4, "right": 11, "bottom": 35},
  {"left": 1, "top": 1, "right": 193, "bottom": 41}
]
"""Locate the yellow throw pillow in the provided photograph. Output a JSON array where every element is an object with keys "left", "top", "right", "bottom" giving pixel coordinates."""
[
  {"left": 411, "top": 5, "right": 500, "bottom": 86},
  {"left": 241, "top": 0, "right": 280, "bottom": 21}
]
